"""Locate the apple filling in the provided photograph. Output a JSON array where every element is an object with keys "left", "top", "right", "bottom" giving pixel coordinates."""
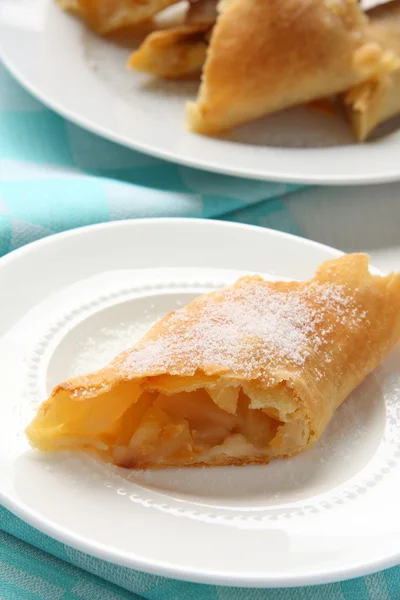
[
  {"left": 30, "top": 376, "right": 308, "bottom": 468},
  {"left": 106, "top": 384, "right": 303, "bottom": 468}
]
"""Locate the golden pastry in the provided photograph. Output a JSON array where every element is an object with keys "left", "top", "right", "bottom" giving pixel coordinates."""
[
  {"left": 129, "top": 24, "right": 212, "bottom": 79},
  {"left": 185, "top": 0, "right": 217, "bottom": 26},
  {"left": 186, "top": 0, "right": 389, "bottom": 135},
  {"left": 26, "top": 254, "right": 400, "bottom": 469},
  {"left": 129, "top": 0, "right": 217, "bottom": 79},
  {"left": 343, "top": 1, "right": 400, "bottom": 141},
  {"left": 56, "top": 0, "right": 180, "bottom": 33}
]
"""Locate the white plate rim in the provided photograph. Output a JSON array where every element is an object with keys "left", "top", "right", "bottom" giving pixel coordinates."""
[
  {"left": 2, "top": 495, "right": 399, "bottom": 589},
  {"left": 1, "top": 0, "right": 400, "bottom": 185},
  {"left": 0, "top": 218, "right": 399, "bottom": 588}
]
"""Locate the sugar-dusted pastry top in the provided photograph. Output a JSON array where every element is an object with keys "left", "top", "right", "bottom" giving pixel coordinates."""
[{"left": 116, "top": 276, "right": 363, "bottom": 380}]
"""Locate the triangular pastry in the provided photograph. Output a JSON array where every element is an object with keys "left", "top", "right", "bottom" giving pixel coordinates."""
[
  {"left": 129, "top": 0, "right": 217, "bottom": 78},
  {"left": 26, "top": 254, "right": 400, "bottom": 470},
  {"left": 56, "top": 0, "right": 180, "bottom": 33},
  {"left": 187, "top": 0, "right": 389, "bottom": 135},
  {"left": 129, "top": 23, "right": 212, "bottom": 79},
  {"left": 343, "top": 0, "right": 400, "bottom": 141}
]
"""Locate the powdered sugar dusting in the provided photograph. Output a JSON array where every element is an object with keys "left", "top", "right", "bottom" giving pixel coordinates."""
[
  {"left": 117, "top": 277, "right": 366, "bottom": 380},
  {"left": 69, "top": 321, "right": 154, "bottom": 377}
]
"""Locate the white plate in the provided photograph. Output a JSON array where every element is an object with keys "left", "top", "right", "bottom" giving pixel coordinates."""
[
  {"left": 0, "top": 218, "right": 399, "bottom": 588},
  {"left": 1, "top": 0, "right": 400, "bottom": 185}
]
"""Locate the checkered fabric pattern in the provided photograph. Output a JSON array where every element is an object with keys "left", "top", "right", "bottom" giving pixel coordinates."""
[
  {"left": 0, "top": 62, "right": 305, "bottom": 257},
  {"left": 0, "top": 59, "right": 399, "bottom": 600}
]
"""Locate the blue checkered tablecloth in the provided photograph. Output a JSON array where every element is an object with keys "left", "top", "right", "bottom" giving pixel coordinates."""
[{"left": 0, "top": 59, "right": 399, "bottom": 600}]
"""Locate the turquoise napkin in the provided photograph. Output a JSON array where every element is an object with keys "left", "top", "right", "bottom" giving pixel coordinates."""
[
  {"left": 0, "top": 60, "right": 399, "bottom": 600},
  {"left": 0, "top": 62, "right": 304, "bottom": 256}
]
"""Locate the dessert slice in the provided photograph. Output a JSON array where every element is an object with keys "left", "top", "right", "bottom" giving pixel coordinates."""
[
  {"left": 186, "top": 0, "right": 389, "bottom": 135},
  {"left": 26, "top": 254, "right": 400, "bottom": 469},
  {"left": 56, "top": 0, "right": 181, "bottom": 33},
  {"left": 343, "top": 0, "right": 400, "bottom": 141}
]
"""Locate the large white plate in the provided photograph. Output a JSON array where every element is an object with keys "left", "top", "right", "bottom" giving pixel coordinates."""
[
  {"left": 0, "top": 218, "right": 399, "bottom": 588},
  {"left": 1, "top": 0, "right": 400, "bottom": 185}
]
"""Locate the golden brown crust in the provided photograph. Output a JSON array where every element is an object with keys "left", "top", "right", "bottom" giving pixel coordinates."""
[
  {"left": 129, "top": 24, "right": 211, "bottom": 79},
  {"left": 343, "top": 0, "right": 400, "bottom": 141},
  {"left": 121, "top": 455, "right": 272, "bottom": 469},
  {"left": 128, "top": 0, "right": 217, "bottom": 79},
  {"left": 26, "top": 254, "right": 400, "bottom": 469},
  {"left": 186, "top": 0, "right": 387, "bottom": 135}
]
